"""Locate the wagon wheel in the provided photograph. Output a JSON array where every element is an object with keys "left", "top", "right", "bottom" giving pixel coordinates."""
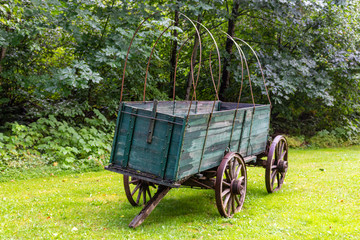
[
  {"left": 123, "top": 175, "right": 157, "bottom": 206},
  {"left": 265, "top": 135, "right": 289, "bottom": 193},
  {"left": 215, "top": 152, "right": 247, "bottom": 218}
]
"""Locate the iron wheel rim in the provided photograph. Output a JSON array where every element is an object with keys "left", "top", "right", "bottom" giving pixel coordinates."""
[
  {"left": 215, "top": 152, "right": 247, "bottom": 218},
  {"left": 265, "top": 135, "right": 288, "bottom": 193}
]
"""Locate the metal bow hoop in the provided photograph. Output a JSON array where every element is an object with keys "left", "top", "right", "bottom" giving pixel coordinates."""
[
  {"left": 172, "top": 21, "right": 222, "bottom": 102},
  {"left": 221, "top": 31, "right": 255, "bottom": 108},
  {"left": 179, "top": 13, "right": 202, "bottom": 103},
  {"left": 234, "top": 37, "right": 272, "bottom": 108},
  {"left": 193, "top": 20, "right": 221, "bottom": 101},
  {"left": 119, "top": 11, "right": 223, "bottom": 108},
  {"left": 120, "top": 12, "right": 160, "bottom": 104},
  {"left": 143, "top": 23, "right": 174, "bottom": 102}
]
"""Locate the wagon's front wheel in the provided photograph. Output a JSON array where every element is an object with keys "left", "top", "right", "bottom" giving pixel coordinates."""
[
  {"left": 215, "top": 152, "right": 247, "bottom": 218},
  {"left": 123, "top": 175, "right": 157, "bottom": 206},
  {"left": 265, "top": 135, "right": 288, "bottom": 193}
]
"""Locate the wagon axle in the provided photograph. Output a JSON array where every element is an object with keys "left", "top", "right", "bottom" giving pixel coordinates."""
[
  {"left": 277, "top": 160, "right": 288, "bottom": 173},
  {"left": 230, "top": 178, "right": 245, "bottom": 195}
]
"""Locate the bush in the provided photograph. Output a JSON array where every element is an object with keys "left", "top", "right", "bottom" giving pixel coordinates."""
[
  {"left": 308, "top": 127, "right": 360, "bottom": 148},
  {"left": 285, "top": 135, "right": 305, "bottom": 148},
  {"left": 308, "top": 130, "right": 342, "bottom": 148},
  {"left": 0, "top": 110, "right": 114, "bottom": 172}
]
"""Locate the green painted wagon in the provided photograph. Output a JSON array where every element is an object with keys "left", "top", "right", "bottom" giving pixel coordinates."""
[{"left": 105, "top": 14, "right": 289, "bottom": 228}]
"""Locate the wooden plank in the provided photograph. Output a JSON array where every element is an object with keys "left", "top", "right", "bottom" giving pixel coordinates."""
[
  {"left": 122, "top": 108, "right": 137, "bottom": 167},
  {"left": 160, "top": 117, "right": 174, "bottom": 178},
  {"left": 125, "top": 101, "right": 221, "bottom": 117},
  {"left": 174, "top": 118, "right": 187, "bottom": 181},
  {"left": 182, "top": 128, "right": 239, "bottom": 152},
  {"left": 186, "top": 109, "right": 268, "bottom": 128},
  {"left": 129, "top": 186, "right": 171, "bottom": 228},
  {"left": 147, "top": 101, "right": 158, "bottom": 143},
  {"left": 109, "top": 104, "right": 123, "bottom": 164},
  {"left": 127, "top": 113, "right": 180, "bottom": 178}
]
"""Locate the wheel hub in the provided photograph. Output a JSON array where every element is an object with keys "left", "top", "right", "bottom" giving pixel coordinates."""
[
  {"left": 230, "top": 179, "right": 243, "bottom": 195},
  {"left": 277, "top": 160, "right": 288, "bottom": 173}
]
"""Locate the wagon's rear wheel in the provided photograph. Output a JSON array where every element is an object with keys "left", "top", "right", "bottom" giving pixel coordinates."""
[
  {"left": 215, "top": 152, "right": 247, "bottom": 218},
  {"left": 265, "top": 135, "right": 289, "bottom": 193},
  {"left": 123, "top": 175, "right": 157, "bottom": 206}
]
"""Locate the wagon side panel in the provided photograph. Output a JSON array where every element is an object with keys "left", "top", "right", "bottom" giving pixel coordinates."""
[
  {"left": 177, "top": 109, "right": 243, "bottom": 179},
  {"left": 236, "top": 105, "right": 270, "bottom": 156},
  {"left": 110, "top": 105, "right": 184, "bottom": 181}
]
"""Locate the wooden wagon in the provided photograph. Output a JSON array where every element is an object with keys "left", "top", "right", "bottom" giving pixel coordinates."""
[{"left": 105, "top": 14, "right": 289, "bottom": 228}]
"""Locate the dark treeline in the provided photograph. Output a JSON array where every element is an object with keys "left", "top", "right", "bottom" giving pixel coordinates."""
[{"left": 1, "top": 0, "right": 359, "bottom": 139}]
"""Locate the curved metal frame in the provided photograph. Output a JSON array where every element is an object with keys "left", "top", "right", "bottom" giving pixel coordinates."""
[
  {"left": 120, "top": 12, "right": 160, "bottom": 103},
  {"left": 222, "top": 31, "right": 255, "bottom": 107},
  {"left": 234, "top": 37, "right": 272, "bottom": 107},
  {"left": 143, "top": 23, "right": 174, "bottom": 101}
]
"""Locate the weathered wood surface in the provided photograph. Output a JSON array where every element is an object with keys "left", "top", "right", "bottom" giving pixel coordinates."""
[
  {"left": 177, "top": 105, "right": 270, "bottom": 180},
  {"left": 128, "top": 186, "right": 171, "bottom": 228},
  {"left": 109, "top": 101, "right": 270, "bottom": 182},
  {"left": 125, "top": 100, "right": 220, "bottom": 116},
  {"left": 110, "top": 104, "right": 184, "bottom": 181}
]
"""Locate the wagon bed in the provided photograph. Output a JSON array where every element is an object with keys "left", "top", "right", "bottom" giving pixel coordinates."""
[{"left": 106, "top": 101, "right": 270, "bottom": 187}]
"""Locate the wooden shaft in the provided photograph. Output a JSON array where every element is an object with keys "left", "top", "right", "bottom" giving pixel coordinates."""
[{"left": 128, "top": 186, "right": 171, "bottom": 228}]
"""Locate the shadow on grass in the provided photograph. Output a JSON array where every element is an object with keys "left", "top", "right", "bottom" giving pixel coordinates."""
[{"left": 94, "top": 185, "right": 269, "bottom": 229}]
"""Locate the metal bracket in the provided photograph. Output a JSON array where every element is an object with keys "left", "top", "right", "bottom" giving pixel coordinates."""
[
  {"left": 224, "top": 146, "right": 231, "bottom": 156},
  {"left": 147, "top": 100, "right": 158, "bottom": 143}
]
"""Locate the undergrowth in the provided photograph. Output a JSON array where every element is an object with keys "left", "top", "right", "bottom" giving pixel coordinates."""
[
  {"left": 1, "top": 107, "right": 359, "bottom": 181},
  {"left": 0, "top": 109, "right": 114, "bottom": 173},
  {"left": 286, "top": 128, "right": 360, "bottom": 149}
]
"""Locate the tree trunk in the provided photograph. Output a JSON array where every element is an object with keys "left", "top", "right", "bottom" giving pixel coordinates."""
[
  {"left": 0, "top": 47, "right": 6, "bottom": 73},
  {"left": 185, "top": 16, "right": 202, "bottom": 100},
  {"left": 169, "top": 9, "right": 179, "bottom": 99},
  {"left": 219, "top": 0, "right": 241, "bottom": 101}
]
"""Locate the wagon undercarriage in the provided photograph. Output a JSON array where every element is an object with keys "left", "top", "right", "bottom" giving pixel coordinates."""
[{"left": 106, "top": 134, "right": 288, "bottom": 228}]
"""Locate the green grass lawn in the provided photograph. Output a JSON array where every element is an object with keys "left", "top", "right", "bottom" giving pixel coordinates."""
[{"left": 1, "top": 146, "right": 359, "bottom": 239}]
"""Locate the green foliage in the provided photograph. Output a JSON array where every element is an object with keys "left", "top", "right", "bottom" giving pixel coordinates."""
[
  {"left": 0, "top": 112, "right": 114, "bottom": 171},
  {"left": 285, "top": 135, "right": 305, "bottom": 149},
  {"left": 308, "top": 130, "right": 342, "bottom": 148},
  {"left": 0, "top": 0, "right": 359, "bottom": 153},
  {"left": 308, "top": 128, "right": 360, "bottom": 148}
]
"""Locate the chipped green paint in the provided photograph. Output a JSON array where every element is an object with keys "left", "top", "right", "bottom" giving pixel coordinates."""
[{"left": 109, "top": 101, "right": 270, "bottom": 183}]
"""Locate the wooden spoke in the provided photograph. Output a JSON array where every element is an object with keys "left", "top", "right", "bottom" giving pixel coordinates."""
[
  {"left": 223, "top": 192, "right": 231, "bottom": 207},
  {"left": 147, "top": 187, "right": 152, "bottom": 199},
  {"left": 235, "top": 195, "right": 241, "bottom": 206},
  {"left": 215, "top": 152, "right": 247, "bottom": 218},
  {"left": 234, "top": 163, "right": 242, "bottom": 179},
  {"left": 221, "top": 188, "right": 231, "bottom": 197},
  {"left": 131, "top": 184, "right": 141, "bottom": 196},
  {"left": 129, "top": 179, "right": 139, "bottom": 184},
  {"left": 265, "top": 135, "right": 289, "bottom": 193},
  {"left": 136, "top": 188, "right": 142, "bottom": 205},
  {"left": 222, "top": 181, "right": 231, "bottom": 188},
  {"left": 279, "top": 150, "right": 287, "bottom": 161},
  {"left": 124, "top": 175, "right": 158, "bottom": 206},
  {"left": 225, "top": 168, "right": 231, "bottom": 181},
  {"left": 271, "top": 169, "right": 277, "bottom": 182},
  {"left": 231, "top": 195, "right": 235, "bottom": 214},
  {"left": 143, "top": 187, "right": 147, "bottom": 204}
]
